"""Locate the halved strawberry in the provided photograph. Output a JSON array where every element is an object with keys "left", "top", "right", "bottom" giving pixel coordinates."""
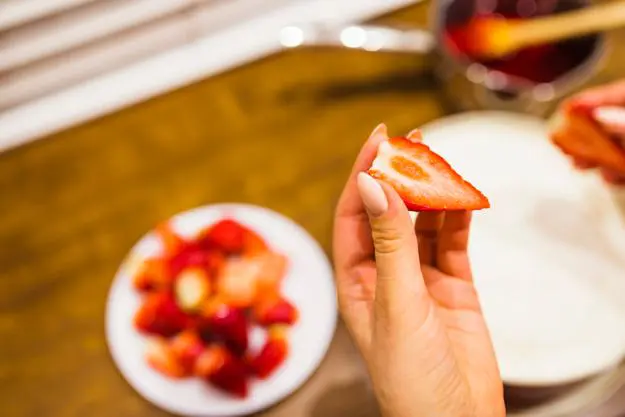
[
  {"left": 201, "top": 219, "right": 247, "bottom": 254},
  {"left": 174, "top": 267, "right": 212, "bottom": 312},
  {"left": 169, "top": 244, "right": 224, "bottom": 279},
  {"left": 249, "top": 326, "right": 288, "bottom": 379},
  {"left": 216, "top": 257, "right": 261, "bottom": 308},
  {"left": 253, "top": 296, "right": 298, "bottom": 327},
  {"left": 368, "top": 136, "right": 490, "bottom": 211},
  {"left": 134, "top": 292, "right": 190, "bottom": 337},
  {"left": 200, "top": 300, "right": 249, "bottom": 354},
  {"left": 133, "top": 257, "right": 170, "bottom": 292},
  {"left": 195, "top": 345, "right": 250, "bottom": 398},
  {"left": 551, "top": 104, "right": 625, "bottom": 174},
  {"left": 169, "top": 330, "right": 205, "bottom": 374},
  {"left": 253, "top": 252, "right": 288, "bottom": 300},
  {"left": 145, "top": 337, "right": 186, "bottom": 378}
]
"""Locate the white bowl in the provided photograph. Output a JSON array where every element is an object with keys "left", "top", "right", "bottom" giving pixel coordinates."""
[
  {"left": 420, "top": 111, "right": 625, "bottom": 387},
  {"left": 106, "top": 203, "right": 337, "bottom": 416}
]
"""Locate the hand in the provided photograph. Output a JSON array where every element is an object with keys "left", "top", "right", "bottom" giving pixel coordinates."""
[
  {"left": 564, "top": 79, "right": 625, "bottom": 184},
  {"left": 333, "top": 124, "right": 505, "bottom": 417}
]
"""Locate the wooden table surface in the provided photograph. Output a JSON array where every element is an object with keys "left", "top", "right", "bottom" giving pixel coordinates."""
[{"left": 2, "top": 2, "right": 625, "bottom": 416}]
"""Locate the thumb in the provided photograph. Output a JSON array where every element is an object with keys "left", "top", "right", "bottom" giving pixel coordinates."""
[
  {"left": 593, "top": 106, "right": 625, "bottom": 140},
  {"left": 356, "top": 173, "right": 427, "bottom": 321}
]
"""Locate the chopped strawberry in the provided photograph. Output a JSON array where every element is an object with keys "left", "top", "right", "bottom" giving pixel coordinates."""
[
  {"left": 253, "top": 252, "right": 288, "bottom": 300},
  {"left": 170, "top": 330, "right": 205, "bottom": 374},
  {"left": 200, "top": 300, "right": 249, "bottom": 354},
  {"left": 201, "top": 219, "right": 248, "bottom": 254},
  {"left": 551, "top": 104, "right": 625, "bottom": 174},
  {"left": 249, "top": 326, "right": 288, "bottom": 379},
  {"left": 243, "top": 229, "right": 269, "bottom": 255},
  {"left": 253, "top": 296, "right": 298, "bottom": 327},
  {"left": 195, "top": 345, "right": 250, "bottom": 397},
  {"left": 155, "top": 222, "right": 186, "bottom": 256},
  {"left": 134, "top": 292, "right": 190, "bottom": 337},
  {"left": 174, "top": 267, "right": 212, "bottom": 312},
  {"left": 368, "top": 136, "right": 490, "bottom": 211},
  {"left": 145, "top": 337, "right": 186, "bottom": 378},
  {"left": 216, "top": 257, "right": 261, "bottom": 308},
  {"left": 169, "top": 244, "right": 224, "bottom": 279},
  {"left": 133, "top": 257, "right": 170, "bottom": 292}
]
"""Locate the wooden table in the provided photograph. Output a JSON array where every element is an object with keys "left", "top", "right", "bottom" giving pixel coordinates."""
[{"left": 2, "top": 3, "right": 625, "bottom": 416}]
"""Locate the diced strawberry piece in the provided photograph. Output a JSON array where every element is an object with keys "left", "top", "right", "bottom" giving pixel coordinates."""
[
  {"left": 195, "top": 345, "right": 250, "bottom": 397},
  {"left": 134, "top": 292, "right": 190, "bottom": 337},
  {"left": 169, "top": 244, "right": 224, "bottom": 278},
  {"left": 243, "top": 229, "right": 269, "bottom": 256},
  {"left": 200, "top": 300, "right": 249, "bottom": 354},
  {"left": 201, "top": 219, "right": 248, "bottom": 254},
  {"left": 155, "top": 222, "right": 186, "bottom": 256},
  {"left": 216, "top": 258, "right": 261, "bottom": 308},
  {"left": 174, "top": 267, "right": 212, "bottom": 312},
  {"left": 145, "top": 337, "right": 186, "bottom": 378},
  {"left": 209, "top": 348, "right": 250, "bottom": 398},
  {"left": 169, "top": 330, "right": 205, "bottom": 373},
  {"left": 253, "top": 252, "right": 288, "bottom": 300},
  {"left": 133, "top": 257, "right": 171, "bottom": 292},
  {"left": 368, "top": 136, "right": 490, "bottom": 211},
  {"left": 551, "top": 104, "right": 625, "bottom": 174},
  {"left": 253, "top": 296, "right": 298, "bottom": 327},
  {"left": 249, "top": 326, "right": 288, "bottom": 379}
]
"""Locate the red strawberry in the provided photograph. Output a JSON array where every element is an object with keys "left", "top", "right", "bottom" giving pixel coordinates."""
[
  {"left": 243, "top": 229, "right": 268, "bottom": 256},
  {"left": 201, "top": 300, "right": 249, "bottom": 354},
  {"left": 201, "top": 219, "right": 248, "bottom": 254},
  {"left": 249, "top": 326, "right": 288, "bottom": 379},
  {"left": 170, "top": 330, "right": 205, "bottom": 374},
  {"left": 134, "top": 292, "right": 190, "bottom": 337},
  {"left": 551, "top": 104, "right": 625, "bottom": 174},
  {"left": 253, "top": 296, "right": 298, "bottom": 327},
  {"left": 145, "top": 337, "right": 186, "bottom": 378},
  {"left": 169, "top": 244, "right": 224, "bottom": 279},
  {"left": 133, "top": 257, "right": 170, "bottom": 292},
  {"left": 195, "top": 345, "right": 250, "bottom": 398},
  {"left": 368, "top": 136, "right": 490, "bottom": 211},
  {"left": 174, "top": 267, "right": 212, "bottom": 312}
]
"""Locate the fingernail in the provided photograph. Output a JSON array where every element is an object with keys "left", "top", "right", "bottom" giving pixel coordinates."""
[
  {"left": 357, "top": 173, "right": 388, "bottom": 217},
  {"left": 368, "top": 123, "right": 388, "bottom": 143},
  {"left": 407, "top": 129, "right": 422, "bottom": 142},
  {"left": 593, "top": 106, "right": 625, "bottom": 127}
]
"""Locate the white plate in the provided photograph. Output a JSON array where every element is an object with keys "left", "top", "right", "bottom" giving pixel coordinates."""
[
  {"left": 420, "top": 111, "right": 625, "bottom": 386},
  {"left": 106, "top": 204, "right": 337, "bottom": 416}
]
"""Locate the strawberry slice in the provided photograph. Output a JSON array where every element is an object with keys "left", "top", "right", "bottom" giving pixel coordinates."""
[
  {"left": 249, "top": 326, "right": 289, "bottom": 379},
  {"left": 253, "top": 252, "right": 288, "bottom": 300},
  {"left": 253, "top": 296, "right": 298, "bottom": 327},
  {"left": 133, "top": 257, "right": 170, "bottom": 292},
  {"left": 174, "top": 267, "right": 212, "bottom": 312},
  {"left": 551, "top": 104, "right": 625, "bottom": 174},
  {"left": 134, "top": 292, "right": 190, "bottom": 337},
  {"left": 195, "top": 345, "right": 250, "bottom": 398},
  {"left": 169, "top": 330, "right": 205, "bottom": 374},
  {"left": 216, "top": 257, "right": 262, "bottom": 308},
  {"left": 200, "top": 300, "right": 249, "bottom": 354},
  {"left": 169, "top": 243, "right": 224, "bottom": 279},
  {"left": 201, "top": 219, "right": 248, "bottom": 254},
  {"left": 145, "top": 337, "right": 186, "bottom": 378},
  {"left": 368, "top": 136, "right": 490, "bottom": 211}
]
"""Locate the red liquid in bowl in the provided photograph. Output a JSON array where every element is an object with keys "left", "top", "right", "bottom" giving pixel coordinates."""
[{"left": 442, "top": 0, "right": 600, "bottom": 85}]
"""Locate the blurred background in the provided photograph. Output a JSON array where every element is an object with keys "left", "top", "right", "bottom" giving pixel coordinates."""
[{"left": 1, "top": 0, "right": 625, "bottom": 416}]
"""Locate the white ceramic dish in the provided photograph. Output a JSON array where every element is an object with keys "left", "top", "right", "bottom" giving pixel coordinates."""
[
  {"left": 106, "top": 203, "right": 337, "bottom": 416},
  {"left": 419, "top": 111, "right": 625, "bottom": 387}
]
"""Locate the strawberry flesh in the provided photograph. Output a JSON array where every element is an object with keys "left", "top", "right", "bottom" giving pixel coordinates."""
[
  {"left": 134, "top": 292, "right": 190, "bottom": 337},
  {"left": 368, "top": 136, "right": 490, "bottom": 211},
  {"left": 169, "top": 330, "right": 205, "bottom": 374},
  {"left": 202, "top": 345, "right": 250, "bottom": 398},
  {"left": 145, "top": 337, "right": 186, "bottom": 378}
]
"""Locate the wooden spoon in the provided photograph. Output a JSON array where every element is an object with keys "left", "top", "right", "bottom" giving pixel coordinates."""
[{"left": 470, "top": 1, "right": 625, "bottom": 59}]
